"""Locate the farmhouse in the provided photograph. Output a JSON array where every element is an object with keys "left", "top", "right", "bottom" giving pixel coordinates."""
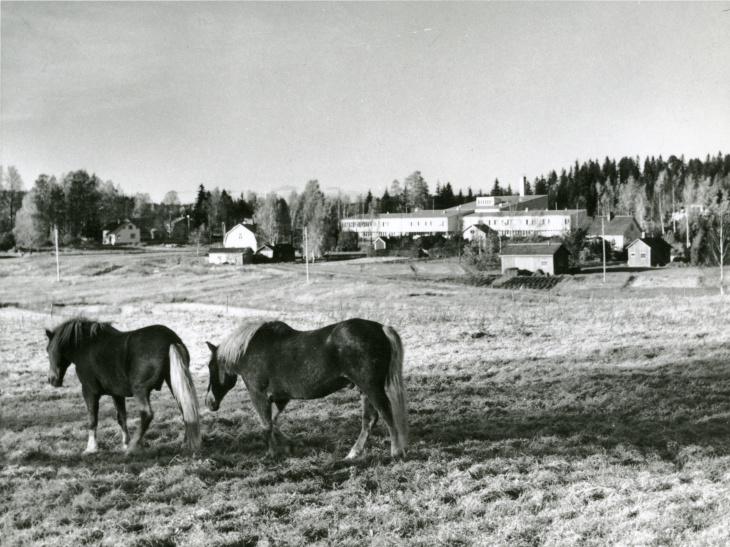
[
  {"left": 102, "top": 220, "right": 141, "bottom": 245},
  {"left": 500, "top": 243, "right": 570, "bottom": 275},
  {"left": 586, "top": 214, "right": 642, "bottom": 249},
  {"left": 627, "top": 238, "right": 672, "bottom": 267},
  {"left": 224, "top": 223, "right": 257, "bottom": 250},
  {"left": 208, "top": 247, "right": 253, "bottom": 265}
]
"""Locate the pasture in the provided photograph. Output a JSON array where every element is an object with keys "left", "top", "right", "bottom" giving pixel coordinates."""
[{"left": 2, "top": 249, "right": 730, "bottom": 546}]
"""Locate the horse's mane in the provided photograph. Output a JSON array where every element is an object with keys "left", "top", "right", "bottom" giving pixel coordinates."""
[
  {"left": 216, "top": 321, "right": 269, "bottom": 372},
  {"left": 53, "top": 317, "right": 118, "bottom": 348}
]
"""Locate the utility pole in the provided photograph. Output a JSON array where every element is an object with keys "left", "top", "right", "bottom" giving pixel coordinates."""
[
  {"left": 55, "top": 225, "right": 60, "bottom": 283},
  {"left": 602, "top": 216, "right": 606, "bottom": 283}
]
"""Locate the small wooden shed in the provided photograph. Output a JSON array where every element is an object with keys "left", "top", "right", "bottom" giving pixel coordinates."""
[
  {"left": 256, "top": 245, "right": 275, "bottom": 260},
  {"left": 627, "top": 238, "right": 672, "bottom": 267},
  {"left": 500, "top": 243, "right": 570, "bottom": 275},
  {"left": 255, "top": 244, "right": 296, "bottom": 262},
  {"left": 373, "top": 237, "right": 387, "bottom": 251},
  {"left": 208, "top": 247, "right": 253, "bottom": 265}
]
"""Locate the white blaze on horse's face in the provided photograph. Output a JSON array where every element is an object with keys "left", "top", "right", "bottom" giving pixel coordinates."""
[{"left": 205, "top": 384, "right": 220, "bottom": 412}]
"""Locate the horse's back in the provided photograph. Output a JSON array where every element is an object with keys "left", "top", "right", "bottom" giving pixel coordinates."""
[
  {"left": 238, "top": 319, "right": 392, "bottom": 399},
  {"left": 81, "top": 325, "right": 184, "bottom": 396},
  {"left": 329, "top": 318, "right": 392, "bottom": 374},
  {"left": 126, "top": 325, "right": 184, "bottom": 356}
]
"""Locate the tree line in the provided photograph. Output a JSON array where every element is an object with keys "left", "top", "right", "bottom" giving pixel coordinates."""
[{"left": 2, "top": 153, "right": 729, "bottom": 264}]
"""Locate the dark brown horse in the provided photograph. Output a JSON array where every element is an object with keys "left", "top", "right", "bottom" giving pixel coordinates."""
[
  {"left": 45, "top": 317, "right": 201, "bottom": 453},
  {"left": 205, "top": 318, "right": 408, "bottom": 458}
]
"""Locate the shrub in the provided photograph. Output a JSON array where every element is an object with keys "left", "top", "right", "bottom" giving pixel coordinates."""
[{"left": 0, "top": 231, "right": 15, "bottom": 251}]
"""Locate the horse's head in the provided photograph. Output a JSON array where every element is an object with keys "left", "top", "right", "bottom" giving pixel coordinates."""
[
  {"left": 205, "top": 341, "right": 238, "bottom": 411},
  {"left": 45, "top": 328, "right": 70, "bottom": 387}
]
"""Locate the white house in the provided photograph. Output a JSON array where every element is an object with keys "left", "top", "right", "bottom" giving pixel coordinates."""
[
  {"left": 223, "top": 224, "right": 257, "bottom": 250},
  {"left": 102, "top": 220, "right": 141, "bottom": 245},
  {"left": 462, "top": 223, "right": 497, "bottom": 244},
  {"left": 586, "top": 214, "right": 643, "bottom": 250}
]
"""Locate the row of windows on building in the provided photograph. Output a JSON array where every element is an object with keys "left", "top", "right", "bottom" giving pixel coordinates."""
[
  {"left": 479, "top": 218, "right": 570, "bottom": 226},
  {"left": 342, "top": 220, "right": 447, "bottom": 228},
  {"left": 344, "top": 217, "right": 571, "bottom": 229}
]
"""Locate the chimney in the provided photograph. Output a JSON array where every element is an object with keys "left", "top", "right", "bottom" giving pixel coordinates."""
[
  {"left": 519, "top": 176, "right": 526, "bottom": 197},
  {"left": 641, "top": 231, "right": 646, "bottom": 238},
  {"left": 607, "top": 211, "right": 614, "bottom": 222}
]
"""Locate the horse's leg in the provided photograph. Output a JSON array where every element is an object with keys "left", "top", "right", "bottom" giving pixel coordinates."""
[
  {"left": 359, "top": 386, "right": 404, "bottom": 458},
  {"left": 346, "top": 394, "right": 379, "bottom": 460},
  {"left": 112, "top": 395, "right": 130, "bottom": 450},
  {"left": 272, "top": 399, "right": 292, "bottom": 456},
  {"left": 127, "top": 391, "right": 154, "bottom": 452},
  {"left": 82, "top": 386, "right": 100, "bottom": 453},
  {"left": 247, "top": 389, "right": 281, "bottom": 457}
]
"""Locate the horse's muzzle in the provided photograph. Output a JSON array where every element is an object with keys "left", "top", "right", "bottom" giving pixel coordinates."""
[{"left": 205, "top": 392, "right": 219, "bottom": 412}]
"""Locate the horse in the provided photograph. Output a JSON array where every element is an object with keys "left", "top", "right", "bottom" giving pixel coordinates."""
[
  {"left": 205, "top": 318, "right": 408, "bottom": 459},
  {"left": 45, "top": 317, "right": 201, "bottom": 453}
]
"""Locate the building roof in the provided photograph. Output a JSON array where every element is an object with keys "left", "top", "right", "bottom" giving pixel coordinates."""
[
  {"left": 102, "top": 220, "right": 137, "bottom": 233},
  {"left": 587, "top": 215, "right": 640, "bottom": 236},
  {"left": 465, "top": 209, "right": 585, "bottom": 218},
  {"left": 627, "top": 237, "right": 672, "bottom": 251},
  {"left": 344, "top": 203, "right": 478, "bottom": 221},
  {"left": 500, "top": 243, "right": 567, "bottom": 256},
  {"left": 464, "top": 224, "right": 496, "bottom": 235},
  {"left": 225, "top": 223, "right": 256, "bottom": 236}
]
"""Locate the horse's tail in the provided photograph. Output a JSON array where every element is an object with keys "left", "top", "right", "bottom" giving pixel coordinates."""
[
  {"left": 382, "top": 325, "right": 409, "bottom": 453},
  {"left": 169, "top": 343, "right": 201, "bottom": 451}
]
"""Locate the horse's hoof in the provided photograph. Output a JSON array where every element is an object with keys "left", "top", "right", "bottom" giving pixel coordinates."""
[{"left": 83, "top": 448, "right": 97, "bottom": 455}]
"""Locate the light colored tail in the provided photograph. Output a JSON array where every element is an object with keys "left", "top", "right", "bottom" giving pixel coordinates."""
[
  {"left": 169, "top": 343, "right": 201, "bottom": 451},
  {"left": 382, "top": 325, "right": 408, "bottom": 452}
]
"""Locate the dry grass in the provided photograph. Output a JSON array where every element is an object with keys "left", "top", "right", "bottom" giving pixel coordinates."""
[{"left": 2, "top": 250, "right": 730, "bottom": 546}]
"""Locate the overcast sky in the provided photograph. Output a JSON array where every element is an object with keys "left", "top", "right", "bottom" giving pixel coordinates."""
[{"left": 2, "top": 2, "right": 729, "bottom": 202}]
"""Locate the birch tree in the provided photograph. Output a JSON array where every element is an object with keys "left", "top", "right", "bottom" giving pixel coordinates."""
[{"left": 706, "top": 200, "right": 730, "bottom": 295}]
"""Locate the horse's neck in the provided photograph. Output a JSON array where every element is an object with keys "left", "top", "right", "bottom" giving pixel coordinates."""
[{"left": 63, "top": 330, "right": 115, "bottom": 362}]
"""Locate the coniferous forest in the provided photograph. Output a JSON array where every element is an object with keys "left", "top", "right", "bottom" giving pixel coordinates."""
[{"left": 1, "top": 152, "right": 729, "bottom": 265}]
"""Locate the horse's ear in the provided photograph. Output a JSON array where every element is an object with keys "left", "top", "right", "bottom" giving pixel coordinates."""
[
  {"left": 206, "top": 341, "right": 218, "bottom": 353},
  {"left": 45, "top": 329, "right": 53, "bottom": 340}
]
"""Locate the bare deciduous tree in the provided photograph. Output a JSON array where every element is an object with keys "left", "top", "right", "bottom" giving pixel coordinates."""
[{"left": 705, "top": 200, "right": 730, "bottom": 296}]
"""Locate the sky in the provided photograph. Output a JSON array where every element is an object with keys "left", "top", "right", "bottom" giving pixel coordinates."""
[{"left": 2, "top": 2, "right": 729, "bottom": 203}]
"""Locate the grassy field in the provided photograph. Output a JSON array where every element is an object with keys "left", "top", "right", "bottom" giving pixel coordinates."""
[{"left": 2, "top": 249, "right": 730, "bottom": 546}]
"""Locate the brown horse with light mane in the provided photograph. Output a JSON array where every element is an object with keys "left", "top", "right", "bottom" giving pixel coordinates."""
[{"left": 205, "top": 318, "right": 408, "bottom": 459}]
